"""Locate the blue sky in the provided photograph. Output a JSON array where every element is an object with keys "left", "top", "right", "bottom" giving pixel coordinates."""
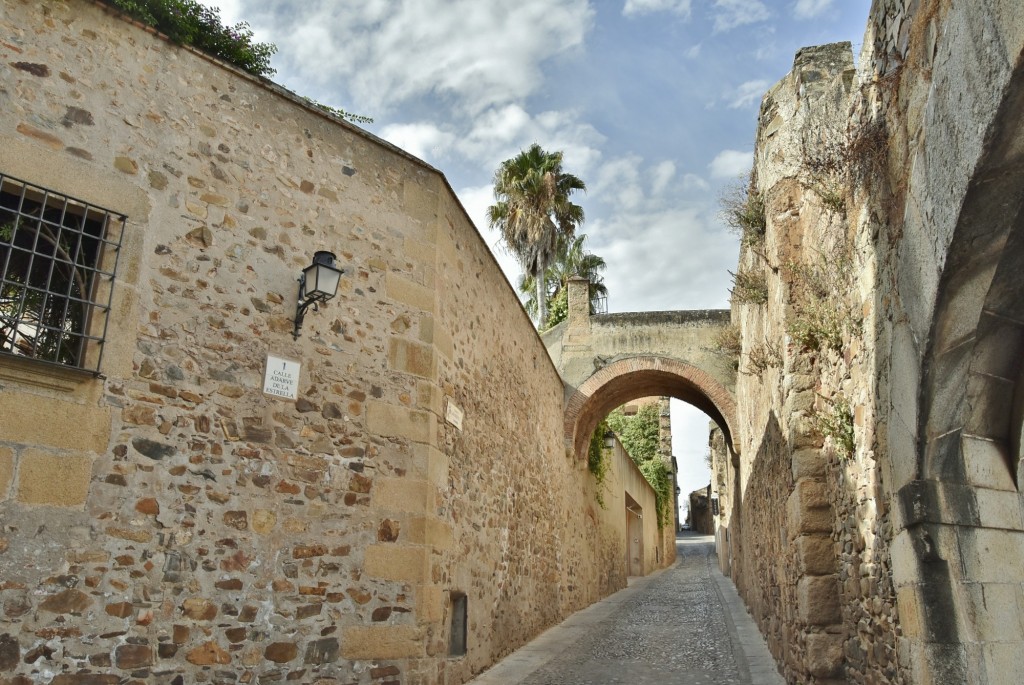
[{"left": 207, "top": 0, "right": 872, "bottom": 514}]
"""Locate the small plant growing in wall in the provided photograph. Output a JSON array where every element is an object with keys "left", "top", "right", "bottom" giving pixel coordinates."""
[
  {"left": 301, "top": 97, "right": 375, "bottom": 125},
  {"left": 785, "top": 244, "right": 859, "bottom": 353},
  {"left": 729, "top": 268, "right": 769, "bottom": 306},
  {"left": 815, "top": 181, "right": 848, "bottom": 217},
  {"left": 720, "top": 172, "right": 766, "bottom": 246},
  {"left": 813, "top": 394, "right": 855, "bottom": 460},
  {"left": 710, "top": 324, "right": 742, "bottom": 370},
  {"left": 743, "top": 339, "right": 782, "bottom": 376}
]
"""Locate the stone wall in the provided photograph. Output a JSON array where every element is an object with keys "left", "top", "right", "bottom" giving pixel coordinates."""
[
  {"left": 608, "top": 436, "right": 665, "bottom": 576},
  {"left": 686, "top": 487, "right": 712, "bottom": 535},
  {"left": 718, "top": 0, "right": 1024, "bottom": 683},
  {"left": 0, "top": 2, "right": 668, "bottom": 683},
  {"left": 724, "top": 42, "right": 882, "bottom": 683}
]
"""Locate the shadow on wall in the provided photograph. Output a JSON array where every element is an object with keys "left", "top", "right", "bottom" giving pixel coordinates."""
[
  {"left": 734, "top": 412, "right": 794, "bottom": 673},
  {"left": 830, "top": 464, "right": 905, "bottom": 683}
]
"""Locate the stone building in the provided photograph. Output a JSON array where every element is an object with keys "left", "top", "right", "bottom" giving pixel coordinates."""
[
  {"left": 686, "top": 486, "right": 713, "bottom": 535},
  {"left": 0, "top": 2, "right": 670, "bottom": 683}
]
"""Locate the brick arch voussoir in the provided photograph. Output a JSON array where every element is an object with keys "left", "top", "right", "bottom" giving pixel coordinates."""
[{"left": 565, "top": 356, "right": 737, "bottom": 460}]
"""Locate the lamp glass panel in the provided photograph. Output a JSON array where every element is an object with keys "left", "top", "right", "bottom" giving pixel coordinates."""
[{"left": 306, "top": 262, "right": 342, "bottom": 299}]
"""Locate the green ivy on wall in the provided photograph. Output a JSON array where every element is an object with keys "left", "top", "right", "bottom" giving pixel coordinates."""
[
  {"left": 605, "top": 404, "right": 660, "bottom": 465},
  {"left": 588, "top": 419, "right": 611, "bottom": 508},
  {"left": 606, "top": 403, "right": 673, "bottom": 528}
]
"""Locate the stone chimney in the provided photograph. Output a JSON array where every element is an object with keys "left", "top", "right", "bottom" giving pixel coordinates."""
[{"left": 566, "top": 276, "right": 591, "bottom": 333}]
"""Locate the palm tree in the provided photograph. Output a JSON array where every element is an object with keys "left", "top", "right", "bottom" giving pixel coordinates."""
[
  {"left": 518, "top": 233, "right": 608, "bottom": 329},
  {"left": 488, "top": 144, "right": 586, "bottom": 327}
]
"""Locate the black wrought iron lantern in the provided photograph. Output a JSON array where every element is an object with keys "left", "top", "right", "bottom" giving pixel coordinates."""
[{"left": 293, "top": 251, "right": 343, "bottom": 339}]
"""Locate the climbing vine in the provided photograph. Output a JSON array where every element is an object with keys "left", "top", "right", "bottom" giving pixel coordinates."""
[
  {"left": 605, "top": 404, "right": 660, "bottom": 465},
  {"left": 639, "top": 458, "right": 673, "bottom": 529},
  {"left": 606, "top": 403, "right": 673, "bottom": 528},
  {"left": 588, "top": 419, "right": 611, "bottom": 508}
]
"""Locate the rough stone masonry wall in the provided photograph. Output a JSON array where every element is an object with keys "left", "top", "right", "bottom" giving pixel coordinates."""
[
  {"left": 727, "top": 36, "right": 904, "bottom": 684},
  {"left": 0, "top": 2, "right": 660, "bottom": 684},
  {"left": 860, "top": 1, "right": 1024, "bottom": 683},
  {"left": 727, "top": 0, "right": 1024, "bottom": 682}
]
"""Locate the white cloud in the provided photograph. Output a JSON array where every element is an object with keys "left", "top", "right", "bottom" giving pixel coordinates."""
[
  {"left": 581, "top": 156, "right": 736, "bottom": 312},
  {"left": 209, "top": 0, "right": 243, "bottom": 23},
  {"left": 593, "top": 156, "right": 646, "bottom": 211},
  {"left": 247, "top": 0, "right": 594, "bottom": 116},
  {"left": 708, "top": 150, "right": 752, "bottom": 179},
  {"left": 454, "top": 104, "right": 535, "bottom": 163},
  {"left": 728, "top": 79, "right": 770, "bottom": 109},
  {"left": 623, "top": 0, "right": 693, "bottom": 18},
  {"left": 374, "top": 105, "right": 604, "bottom": 184},
  {"left": 453, "top": 106, "right": 606, "bottom": 180},
  {"left": 793, "top": 0, "right": 835, "bottom": 20},
  {"left": 649, "top": 161, "right": 677, "bottom": 196},
  {"left": 378, "top": 122, "right": 456, "bottom": 163},
  {"left": 672, "top": 400, "right": 715, "bottom": 500},
  {"left": 456, "top": 184, "right": 495, "bottom": 235},
  {"left": 685, "top": 43, "right": 702, "bottom": 59},
  {"left": 682, "top": 173, "right": 710, "bottom": 192},
  {"left": 591, "top": 156, "right": 686, "bottom": 212},
  {"left": 712, "top": 0, "right": 771, "bottom": 32},
  {"left": 593, "top": 205, "right": 735, "bottom": 312}
]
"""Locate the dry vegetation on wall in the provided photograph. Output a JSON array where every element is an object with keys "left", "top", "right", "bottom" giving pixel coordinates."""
[
  {"left": 721, "top": 173, "right": 767, "bottom": 247},
  {"left": 814, "top": 393, "right": 856, "bottom": 460},
  {"left": 801, "top": 118, "right": 890, "bottom": 219},
  {"left": 785, "top": 243, "right": 860, "bottom": 354},
  {"left": 729, "top": 268, "right": 769, "bottom": 305},
  {"left": 744, "top": 339, "right": 782, "bottom": 376},
  {"left": 710, "top": 324, "right": 742, "bottom": 370}
]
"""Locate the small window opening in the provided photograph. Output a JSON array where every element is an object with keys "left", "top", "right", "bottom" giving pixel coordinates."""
[
  {"left": 0, "top": 173, "right": 125, "bottom": 373},
  {"left": 448, "top": 591, "right": 467, "bottom": 657}
]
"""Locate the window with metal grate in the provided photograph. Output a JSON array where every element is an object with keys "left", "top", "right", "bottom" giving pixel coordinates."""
[{"left": 0, "top": 173, "right": 125, "bottom": 374}]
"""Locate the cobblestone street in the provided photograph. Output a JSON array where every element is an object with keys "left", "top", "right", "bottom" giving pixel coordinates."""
[{"left": 469, "top": 535, "right": 784, "bottom": 685}]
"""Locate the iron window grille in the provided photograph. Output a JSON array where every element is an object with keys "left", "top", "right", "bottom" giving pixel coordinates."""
[{"left": 0, "top": 173, "right": 125, "bottom": 374}]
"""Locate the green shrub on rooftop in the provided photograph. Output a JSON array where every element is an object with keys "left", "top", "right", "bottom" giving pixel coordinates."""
[{"left": 102, "top": 0, "right": 277, "bottom": 77}]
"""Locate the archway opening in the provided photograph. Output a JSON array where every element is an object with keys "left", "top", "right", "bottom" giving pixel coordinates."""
[
  {"left": 565, "top": 356, "right": 737, "bottom": 540},
  {"left": 565, "top": 357, "right": 736, "bottom": 462}
]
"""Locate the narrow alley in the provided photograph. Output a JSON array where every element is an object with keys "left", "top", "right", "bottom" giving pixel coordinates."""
[{"left": 469, "top": 536, "right": 784, "bottom": 685}]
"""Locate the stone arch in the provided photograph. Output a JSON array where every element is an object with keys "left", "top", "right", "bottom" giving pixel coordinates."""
[
  {"left": 900, "top": 43, "right": 1024, "bottom": 685},
  {"left": 918, "top": 54, "right": 1024, "bottom": 492},
  {"left": 565, "top": 356, "right": 737, "bottom": 460}
]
